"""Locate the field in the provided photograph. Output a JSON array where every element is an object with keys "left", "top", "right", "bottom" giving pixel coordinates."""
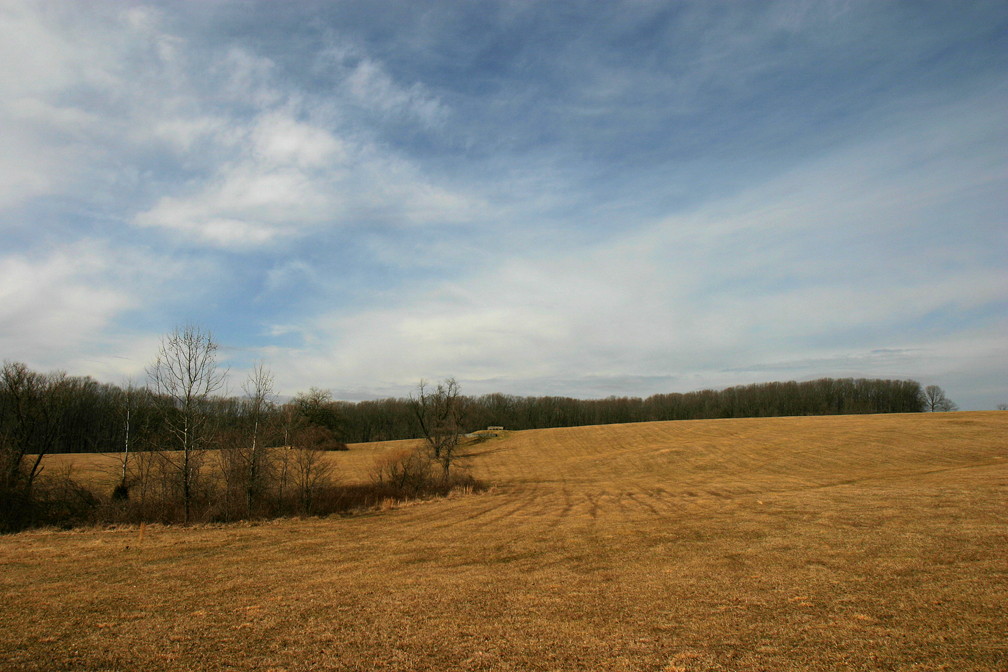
[{"left": 2, "top": 412, "right": 1007, "bottom": 671}]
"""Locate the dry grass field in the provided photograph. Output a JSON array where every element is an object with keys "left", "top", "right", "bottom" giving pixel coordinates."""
[{"left": 2, "top": 412, "right": 1007, "bottom": 671}]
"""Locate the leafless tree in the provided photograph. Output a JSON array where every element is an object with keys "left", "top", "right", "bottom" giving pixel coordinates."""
[
  {"left": 214, "top": 427, "right": 247, "bottom": 521},
  {"left": 371, "top": 446, "right": 431, "bottom": 494},
  {"left": 126, "top": 443, "right": 162, "bottom": 520},
  {"left": 923, "top": 385, "right": 958, "bottom": 412},
  {"left": 273, "top": 445, "right": 293, "bottom": 515},
  {"left": 146, "top": 323, "right": 227, "bottom": 523},
  {"left": 113, "top": 377, "right": 149, "bottom": 499},
  {"left": 292, "top": 387, "right": 346, "bottom": 448},
  {"left": 241, "top": 362, "right": 275, "bottom": 517},
  {"left": 0, "top": 362, "right": 74, "bottom": 530},
  {"left": 291, "top": 447, "right": 334, "bottom": 515},
  {"left": 410, "top": 378, "right": 464, "bottom": 479}
]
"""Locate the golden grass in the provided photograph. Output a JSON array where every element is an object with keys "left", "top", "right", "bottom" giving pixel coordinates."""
[{"left": 3, "top": 412, "right": 1007, "bottom": 670}]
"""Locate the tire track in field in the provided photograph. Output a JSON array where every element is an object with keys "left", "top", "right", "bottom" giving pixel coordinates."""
[
  {"left": 623, "top": 491, "right": 661, "bottom": 518},
  {"left": 582, "top": 492, "right": 600, "bottom": 519},
  {"left": 459, "top": 414, "right": 1008, "bottom": 534},
  {"left": 543, "top": 486, "right": 575, "bottom": 532},
  {"left": 451, "top": 485, "right": 545, "bottom": 528}
]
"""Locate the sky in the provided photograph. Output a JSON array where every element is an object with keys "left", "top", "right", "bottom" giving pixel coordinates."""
[{"left": 1, "top": 1, "right": 1006, "bottom": 409}]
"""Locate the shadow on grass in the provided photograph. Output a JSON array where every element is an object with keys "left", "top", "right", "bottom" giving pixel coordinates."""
[{"left": 3, "top": 470, "right": 486, "bottom": 532}]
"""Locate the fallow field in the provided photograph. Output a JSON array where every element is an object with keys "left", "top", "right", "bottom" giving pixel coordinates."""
[{"left": 2, "top": 412, "right": 1006, "bottom": 671}]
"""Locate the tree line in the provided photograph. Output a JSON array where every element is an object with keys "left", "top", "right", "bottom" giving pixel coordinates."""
[
  {"left": 2, "top": 322, "right": 960, "bottom": 531},
  {"left": 2, "top": 371, "right": 932, "bottom": 457},
  {"left": 338, "top": 377, "right": 929, "bottom": 442}
]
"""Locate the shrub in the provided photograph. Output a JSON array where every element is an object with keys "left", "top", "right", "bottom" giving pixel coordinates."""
[
  {"left": 33, "top": 462, "right": 103, "bottom": 529},
  {"left": 111, "top": 481, "right": 130, "bottom": 501},
  {"left": 298, "top": 425, "right": 348, "bottom": 451},
  {"left": 371, "top": 447, "right": 433, "bottom": 494}
]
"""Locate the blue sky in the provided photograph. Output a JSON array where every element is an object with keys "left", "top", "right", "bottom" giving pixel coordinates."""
[{"left": 1, "top": 1, "right": 1005, "bottom": 409}]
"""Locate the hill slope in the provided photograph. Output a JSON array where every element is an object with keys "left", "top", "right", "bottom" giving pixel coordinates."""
[{"left": 3, "top": 412, "right": 1006, "bottom": 671}]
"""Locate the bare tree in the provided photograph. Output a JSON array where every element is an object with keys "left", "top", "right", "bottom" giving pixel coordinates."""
[
  {"left": 0, "top": 362, "right": 74, "bottom": 531},
  {"left": 410, "top": 378, "right": 464, "bottom": 479},
  {"left": 273, "top": 445, "right": 293, "bottom": 515},
  {"left": 113, "top": 377, "right": 149, "bottom": 500},
  {"left": 997, "top": 404, "right": 1007, "bottom": 411},
  {"left": 146, "top": 323, "right": 227, "bottom": 523},
  {"left": 940, "top": 398, "right": 960, "bottom": 412},
  {"left": 294, "top": 388, "right": 345, "bottom": 442},
  {"left": 923, "top": 385, "right": 958, "bottom": 413},
  {"left": 214, "top": 427, "right": 247, "bottom": 522},
  {"left": 126, "top": 443, "right": 161, "bottom": 520},
  {"left": 371, "top": 446, "right": 431, "bottom": 494},
  {"left": 272, "top": 404, "right": 302, "bottom": 515},
  {"left": 289, "top": 446, "right": 335, "bottom": 515},
  {"left": 241, "top": 362, "right": 274, "bottom": 517}
]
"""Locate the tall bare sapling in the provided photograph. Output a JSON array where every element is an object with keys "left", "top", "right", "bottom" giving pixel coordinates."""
[{"left": 146, "top": 324, "right": 227, "bottom": 523}]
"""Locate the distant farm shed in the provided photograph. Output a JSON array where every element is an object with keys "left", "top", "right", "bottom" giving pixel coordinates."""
[{"left": 465, "top": 426, "right": 504, "bottom": 438}]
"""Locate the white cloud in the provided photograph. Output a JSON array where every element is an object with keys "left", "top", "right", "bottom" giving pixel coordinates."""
[
  {"left": 215, "top": 46, "right": 283, "bottom": 108},
  {"left": 149, "top": 116, "right": 225, "bottom": 154},
  {"left": 316, "top": 40, "right": 449, "bottom": 128},
  {"left": 0, "top": 3, "right": 486, "bottom": 248},
  {"left": 0, "top": 4, "right": 178, "bottom": 208},
  {"left": 0, "top": 2, "right": 79, "bottom": 95},
  {"left": 120, "top": 39, "right": 485, "bottom": 248},
  {"left": 251, "top": 113, "right": 347, "bottom": 169},
  {"left": 0, "top": 243, "right": 132, "bottom": 363},
  {"left": 135, "top": 163, "right": 334, "bottom": 247},
  {"left": 132, "top": 119, "right": 493, "bottom": 245},
  {"left": 0, "top": 236, "right": 225, "bottom": 381},
  {"left": 132, "top": 111, "right": 490, "bottom": 247},
  {"left": 346, "top": 57, "right": 447, "bottom": 127},
  {"left": 264, "top": 261, "right": 317, "bottom": 294}
]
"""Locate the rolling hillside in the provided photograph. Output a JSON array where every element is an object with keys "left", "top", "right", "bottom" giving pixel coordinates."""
[{"left": 3, "top": 412, "right": 1006, "bottom": 670}]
